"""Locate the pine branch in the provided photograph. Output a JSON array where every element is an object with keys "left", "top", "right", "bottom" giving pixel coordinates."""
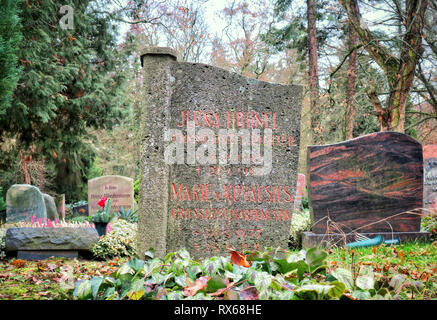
[
  {"left": 329, "top": 43, "right": 363, "bottom": 78},
  {"left": 406, "top": 110, "right": 437, "bottom": 118},
  {"left": 416, "top": 64, "right": 437, "bottom": 110}
]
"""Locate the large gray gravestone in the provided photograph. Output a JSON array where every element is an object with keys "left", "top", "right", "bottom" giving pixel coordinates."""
[
  {"left": 137, "top": 47, "right": 303, "bottom": 258},
  {"left": 88, "top": 175, "right": 134, "bottom": 216},
  {"left": 6, "top": 184, "right": 47, "bottom": 223}
]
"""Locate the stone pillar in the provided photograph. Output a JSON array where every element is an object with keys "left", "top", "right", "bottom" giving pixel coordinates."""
[{"left": 137, "top": 47, "right": 177, "bottom": 258}]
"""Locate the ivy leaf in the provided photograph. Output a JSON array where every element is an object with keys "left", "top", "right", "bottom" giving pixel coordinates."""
[
  {"left": 224, "top": 289, "right": 240, "bottom": 300},
  {"left": 225, "top": 264, "right": 246, "bottom": 282},
  {"left": 206, "top": 275, "right": 227, "bottom": 293},
  {"left": 74, "top": 280, "right": 92, "bottom": 300},
  {"left": 377, "top": 288, "right": 390, "bottom": 298},
  {"left": 116, "top": 263, "right": 134, "bottom": 277},
  {"left": 209, "top": 278, "right": 242, "bottom": 297},
  {"left": 164, "top": 251, "right": 176, "bottom": 261},
  {"left": 177, "top": 248, "right": 190, "bottom": 261},
  {"left": 102, "top": 287, "right": 117, "bottom": 300},
  {"left": 127, "top": 258, "right": 145, "bottom": 273},
  {"left": 240, "top": 286, "right": 259, "bottom": 300},
  {"left": 327, "top": 280, "right": 346, "bottom": 299},
  {"left": 224, "top": 270, "right": 241, "bottom": 282},
  {"left": 144, "top": 249, "right": 155, "bottom": 260},
  {"left": 325, "top": 274, "right": 337, "bottom": 282},
  {"left": 389, "top": 274, "right": 407, "bottom": 292},
  {"left": 306, "top": 247, "right": 327, "bottom": 269},
  {"left": 296, "top": 284, "right": 334, "bottom": 299},
  {"left": 352, "top": 290, "right": 371, "bottom": 300},
  {"left": 155, "top": 287, "right": 168, "bottom": 300},
  {"left": 246, "top": 251, "right": 262, "bottom": 261},
  {"left": 202, "top": 257, "right": 222, "bottom": 275},
  {"left": 356, "top": 266, "right": 375, "bottom": 290},
  {"left": 356, "top": 275, "right": 374, "bottom": 290},
  {"left": 127, "top": 279, "right": 145, "bottom": 300},
  {"left": 246, "top": 268, "right": 258, "bottom": 284},
  {"left": 90, "top": 277, "right": 104, "bottom": 299},
  {"left": 171, "top": 259, "right": 186, "bottom": 274},
  {"left": 145, "top": 258, "right": 163, "bottom": 275},
  {"left": 330, "top": 268, "right": 354, "bottom": 291},
  {"left": 254, "top": 271, "right": 271, "bottom": 292},
  {"left": 273, "top": 259, "right": 298, "bottom": 274},
  {"left": 175, "top": 274, "right": 187, "bottom": 288},
  {"left": 294, "top": 260, "right": 309, "bottom": 281},
  {"left": 186, "top": 265, "right": 202, "bottom": 281},
  {"left": 151, "top": 272, "right": 173, "bottom": 285},
  {"left": 286, "top": 250, "right": 306, "bottom": 263},
  {"left": 167, "top": 291, "right": 184, "bottom": 300}
]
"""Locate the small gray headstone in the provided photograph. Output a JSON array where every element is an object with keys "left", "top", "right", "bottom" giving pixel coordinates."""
[
  {"left": 6, "top": 184, "right": 46, "bottom": 223},
  {"left": 54, "top": 194, "right": 66, "bottom": 219},
  {"left": 43, "top": 193, "right": 59, "bottom": 221}
]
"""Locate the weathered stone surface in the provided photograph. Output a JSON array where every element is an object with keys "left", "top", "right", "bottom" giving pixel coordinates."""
[
  {"left": 43, "top": 193, "right": 59, "bottom": 221},
  {"left": 138, "top": 47, "right": 302, "bottom": 258},
  {"left": 6, "top": 184, "right": 46, "bottom": 223},
  {"left": 5, "top": 227, "right": 99, "bottom": 251},
  {"left": 423, "top": 144, "right": 437, "bottom": 214},
  {"left": 88, "top": 175, "right": 134, "bottom": 216},
  {"left": 17, "top": 250, "right": 78, "bottom": 260},
  {"left": 307, "top": 132, "right": 423, "bottom": 234}
]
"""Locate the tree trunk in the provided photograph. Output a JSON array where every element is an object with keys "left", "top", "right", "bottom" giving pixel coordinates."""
[
  {"left": 386, "top": 0, "right": 427, "bottom": 132},
  {"left": 307, "top": 0, "right": 319, "bottom": 139},
  {"left": 342, "top": 0, "right": 428, "bottom": 133},
  {"left": 346, "top": 20, "right": 357, "bottom": 139},
  {"left": 19, "top": 154, "right": 32, "bottom": 185}
]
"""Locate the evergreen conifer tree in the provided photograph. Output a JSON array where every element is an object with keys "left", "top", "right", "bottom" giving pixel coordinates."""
[
  {"left": 0, "top": 0, "right": 22, "bottom": 113},
  {"left": 0, "top": 0, "right": 132, "bottom": 200}
]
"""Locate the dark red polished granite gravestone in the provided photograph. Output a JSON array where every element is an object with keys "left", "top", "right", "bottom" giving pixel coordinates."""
[{"left": 302, "top": 132, "right": 429, "bottom": 247}]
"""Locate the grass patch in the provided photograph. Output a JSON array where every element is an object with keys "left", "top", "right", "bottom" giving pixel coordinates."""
[
  {"left": 327, "top": 241, "right": 437, "bottom": 299},
  {"left": 0, "top": 257, "right": 126, "bottom": 300}
]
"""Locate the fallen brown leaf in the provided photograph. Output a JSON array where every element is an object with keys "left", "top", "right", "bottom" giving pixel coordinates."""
[
  {"left": 230, "top": 250, "right": 251, "bottom": 268},
  {"left": 183, "top": 276, "right": 210, "bottom": 296}
]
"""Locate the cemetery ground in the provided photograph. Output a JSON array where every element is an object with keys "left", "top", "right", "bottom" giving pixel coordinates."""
[
  {"left": 0, "top": 196, "right": 436, "bottom": 301},
  {"left": 0, "top": 232, "right": 436, "bottom": 300}
]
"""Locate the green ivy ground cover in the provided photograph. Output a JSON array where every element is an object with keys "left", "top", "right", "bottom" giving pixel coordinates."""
[{"left": 0, "top": 242, "right": 435, "bottom": 300}]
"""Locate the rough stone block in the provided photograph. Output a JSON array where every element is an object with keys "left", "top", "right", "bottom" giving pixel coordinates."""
[{"left": 5, "top": 227, "right": 99, "bottom": 251}]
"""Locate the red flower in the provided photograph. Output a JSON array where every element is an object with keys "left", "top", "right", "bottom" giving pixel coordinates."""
[{"left": 97, "top": 197, "right": 108, "bottom": 208}]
